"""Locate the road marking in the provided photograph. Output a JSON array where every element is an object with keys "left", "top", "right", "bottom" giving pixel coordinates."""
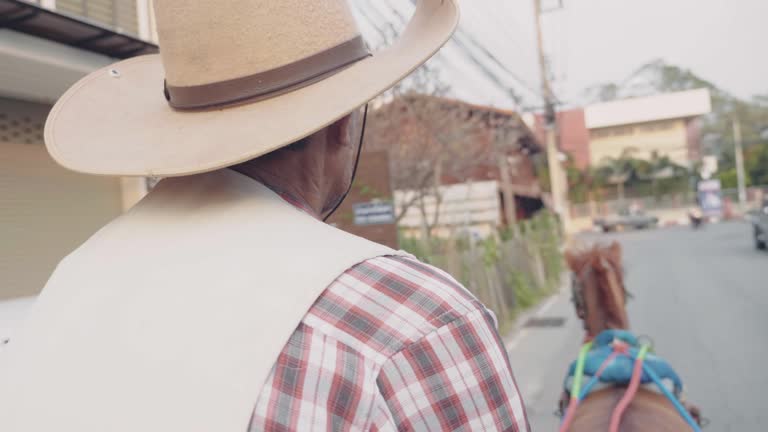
[
  {"left": 538, "top": 295, "right": 559, "bottom": 315},
  {"left": 507, "top": 328, "right": 529, "bottom": 351}
]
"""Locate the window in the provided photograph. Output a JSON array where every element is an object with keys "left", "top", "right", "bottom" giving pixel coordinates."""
[
  {"left": 638, "top": 120, "right": 676, "bottom": 133},
  {"left": 590, "top": 126, "right": 635, "bottom": 139},
  {"left": 56, "top": 0, "right": 139, "bottom": 35}
]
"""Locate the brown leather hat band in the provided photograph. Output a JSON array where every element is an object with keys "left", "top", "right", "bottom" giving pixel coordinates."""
[{"left": 164, "top": 36, "right": 370, "bottom": 110}]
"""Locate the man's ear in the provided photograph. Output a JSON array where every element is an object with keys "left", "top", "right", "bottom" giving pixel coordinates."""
[{"left": 326, "top": 114, "right": 354, "bottom": 150}]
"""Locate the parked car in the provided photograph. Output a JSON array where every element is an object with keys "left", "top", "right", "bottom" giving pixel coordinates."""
[
  {"left": 750, "top": 198, "right": 768, "bottom": 251},
  {"left": 594, "top": 208, "right": 659, "bottom": 232}
]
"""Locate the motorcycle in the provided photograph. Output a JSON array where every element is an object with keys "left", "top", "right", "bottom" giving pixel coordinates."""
[{"left": 689, "top": 209, "right": 705, "bottom": 229}]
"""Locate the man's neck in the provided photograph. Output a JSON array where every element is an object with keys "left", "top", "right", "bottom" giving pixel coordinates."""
[{"left": 229, "top": 166, "right": 323, "bottom": 218}]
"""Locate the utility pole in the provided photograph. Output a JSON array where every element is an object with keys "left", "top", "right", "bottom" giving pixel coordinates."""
[
  {"left": 733, "top": 118, "right": 747, "bottom": 210},
  {"left": 532, "top": 0, "right": 571, "bottom": 234}
]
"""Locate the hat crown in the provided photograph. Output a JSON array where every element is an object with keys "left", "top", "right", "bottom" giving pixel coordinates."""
[{"left": 155, "top": 0, "right": 362, "bottom": 87}]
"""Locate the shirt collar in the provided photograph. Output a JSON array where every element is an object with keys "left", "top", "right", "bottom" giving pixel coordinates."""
[
  {"left": 229, "top": 169, "right": 320, "bottom": 219},
  {"left": 265, "top": 185, "right": 319, "bottom": 219}
]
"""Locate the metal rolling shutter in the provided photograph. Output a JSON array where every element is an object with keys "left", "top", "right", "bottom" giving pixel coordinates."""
[{"left": 0, "top": 99, "right": 123, "bottom": 300}]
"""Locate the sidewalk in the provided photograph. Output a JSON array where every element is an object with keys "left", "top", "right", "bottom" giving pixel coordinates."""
[{"left": 504, "top": 279, "right": 583, "bottom": 431}]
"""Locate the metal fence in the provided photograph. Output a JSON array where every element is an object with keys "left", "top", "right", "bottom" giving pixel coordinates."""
[{"left": 402, "top": 211, "right": 564, "bottom": 333}]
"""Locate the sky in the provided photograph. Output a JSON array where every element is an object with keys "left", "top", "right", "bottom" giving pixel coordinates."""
[
  {"left": 544, "top": 0, "right": 768, "bottom": 104},
  {"left": 356, "top": 0, "right": 768, "bottom": 110}
]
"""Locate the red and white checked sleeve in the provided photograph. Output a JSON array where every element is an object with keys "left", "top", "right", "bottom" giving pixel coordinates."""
[
  {"left": 374, "top": 306, "right": 530, "bottom": 432},
  {"left": 248, "top": 252, "right": 530, "bottom": 432}
]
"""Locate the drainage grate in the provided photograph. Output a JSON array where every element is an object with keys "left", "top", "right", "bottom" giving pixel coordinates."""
[{"left": 524, "top": 317, "right": 566, "bottom": 328}]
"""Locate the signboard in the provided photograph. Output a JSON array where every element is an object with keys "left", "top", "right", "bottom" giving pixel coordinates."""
[
  {"left": 697, "top": 179, "right": 723, "bottom": 218},
  {"left": 353, "top": 201, "right": 395, "bottom": 226}
]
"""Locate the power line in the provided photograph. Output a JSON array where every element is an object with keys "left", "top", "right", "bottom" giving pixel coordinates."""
[
  {"left": 350, "top": 4, "right": 390, "bottom": 43},
  {"left": 453, "top": 27, "right": 543, "bottom": 101},
  {"left": 357, "top": 0, "right": 561, "bottom": 109},
  {"left": 381, "top": 0, "right": 545, "bottom": 105},
  {"left": 461, "top": 0, "right": 537, "bottom": 60}
]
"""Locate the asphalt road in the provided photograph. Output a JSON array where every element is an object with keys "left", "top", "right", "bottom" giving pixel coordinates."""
[{"left": 506, "top": 221, "right": 768, "bottom": 431}]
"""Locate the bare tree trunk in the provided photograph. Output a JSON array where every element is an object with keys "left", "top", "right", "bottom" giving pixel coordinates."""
[
  {"left": 498, "top": 156, "right": 519, "bottom": 234},
  {"left": 418, "top": 193, "right": 431, "bottom": 245},
  {"left": 395, "top": 193, "right": 420, "bottom": 223},
  {"left": 427, "top": 157, "right": 444, "bottom": 239}
]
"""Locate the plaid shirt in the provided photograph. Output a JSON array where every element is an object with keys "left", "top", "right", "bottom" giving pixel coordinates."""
[{"left": 248, "top": 192, "right": 529, "bottom": 431}]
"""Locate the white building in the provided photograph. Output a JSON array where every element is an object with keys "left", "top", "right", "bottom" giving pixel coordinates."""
[{"left": 584, "top": 89, "right": 712, "bottom": 167}]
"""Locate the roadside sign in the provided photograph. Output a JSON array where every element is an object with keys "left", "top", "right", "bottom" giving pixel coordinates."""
[
  {"left": 353, "top": 201, "right": 395, "bottom": 226},
  {"left": 697, "top": 179, "right": 723, "bottom": 218}
]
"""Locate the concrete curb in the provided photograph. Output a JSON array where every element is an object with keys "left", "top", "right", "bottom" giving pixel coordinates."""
[{"left": 502, "top": 273, "right": 570, "bottom": 346}]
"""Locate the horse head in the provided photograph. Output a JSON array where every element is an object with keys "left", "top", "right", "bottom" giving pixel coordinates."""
[
  {"left": 565, "top": 242, "right": 630, "bottom": 338},
  {"left": 561, "top": 243, "right": 705, "bottom": 431}
]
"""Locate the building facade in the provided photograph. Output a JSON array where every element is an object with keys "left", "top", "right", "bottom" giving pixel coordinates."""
[
  {"left": 0, "top": 0, "right": 155, "bottom": 300},
  {"left": 585, "top": 89, "right": 711, "bottom": 167},
  {"left": 531, "top": 108, "right": 592, "bottom": 170},
  {"left": 530, "top": 89, "right": 712, "bottom": 172},
  {"left": 364, "top": 95, "right": 543, "bottom": 239},
  {"left": 326, "top": 151, "right": 399, "bottom": 249}
]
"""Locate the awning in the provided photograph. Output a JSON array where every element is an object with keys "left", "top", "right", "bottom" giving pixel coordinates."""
[
  {"left": 0, "top": 0, "right": 158, "bottom": 103},
  {"left": 0, "top": 0, "right": 157, "bottom": 59}
]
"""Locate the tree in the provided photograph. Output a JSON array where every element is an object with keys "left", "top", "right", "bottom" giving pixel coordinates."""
[
  {"left": 361, "top": 22, "right": 462, "bottom": 238},
  {"left": 582, "top": 83, "right": 620, "bottom": 103},
  {"left": 745, "top": 143, "right": 768, "bottom": 186},
  {"left": 596, "top": 148, "right": 639, "bottom": 201},
  {"left": 365, "top": 93, "right": 489, "bottom": 240},
  {"left": 642, "top": 151, "right": 689, "bottom": 199}
]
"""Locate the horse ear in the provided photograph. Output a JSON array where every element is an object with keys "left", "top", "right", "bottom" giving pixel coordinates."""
[{"left": 609, "top": 242, "right": 623, "bottom": 262}]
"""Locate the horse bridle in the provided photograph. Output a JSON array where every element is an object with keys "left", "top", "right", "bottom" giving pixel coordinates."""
[{"left": 571, "top": 265, "right": 590, "bottom": 320}]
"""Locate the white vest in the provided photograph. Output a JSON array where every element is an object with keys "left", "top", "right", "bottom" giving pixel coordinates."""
[{"left": 0, "top": 169, "right": 401, "bottom": 432}]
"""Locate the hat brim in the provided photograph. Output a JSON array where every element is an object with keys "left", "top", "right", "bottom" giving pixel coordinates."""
[{"left": 44, "top": 0, "right": 459, "bottom": 177}]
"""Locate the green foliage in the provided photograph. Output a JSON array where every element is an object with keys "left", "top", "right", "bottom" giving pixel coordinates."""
[
  {"left": 336, "top": 211, "right": 355, "bottom": 224},
  {"left": 565, "top": 149, "right": 693, "bottom": 203},
  {"left": 509, "top": 272, "right": 537, "bottom": 309},
  {"left": 583, "top": 59, "right": 768, "bottom": 188},
  {"left": 356, "top": 183, "right": 383, "bottom": 199},
  {"left": 399, "top": 210, "right": 564, "bottom": 334},
  {"left": 717, "top": 168, "right": 747, "bottom": 189},
  {"left": 746, "top": 143, "right": 768, "bottom": 186},
  {"left": 398, "top": 232, "right": 432, "bottom": 261},
  {"left": 717, "top": 135, "right": 768, "bottom": 188},
  {"left": 482, "top": 237, "right": 499, "bottom": 267}
]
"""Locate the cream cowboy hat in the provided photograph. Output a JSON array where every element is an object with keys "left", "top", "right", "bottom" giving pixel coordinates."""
[{"left": 44, "top": 0, "right": 459, "bottom": 177}]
